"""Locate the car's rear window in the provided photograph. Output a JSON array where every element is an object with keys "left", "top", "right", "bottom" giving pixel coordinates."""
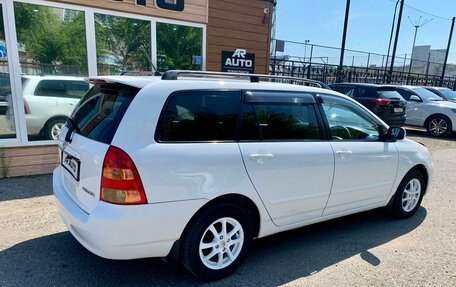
[
  {"left": 69, "top": 83, "right": 140, "bottom": 144},
  {"left": 377, "top": 88, "right": 404, "bottom": 100}
]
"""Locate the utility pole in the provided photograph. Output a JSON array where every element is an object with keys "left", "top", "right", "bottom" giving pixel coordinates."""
[
  {"left": 388, "top": 0, "right": 404, "bottom": 83},
  {"left": 441, "top": 16, "right": 455, "bottom": 81},
  {"left": 338, "top": 0, "right": 351, "bottom": 82},
  {"left": 385, "top": 0, "right": 400, "bottom": 77}
]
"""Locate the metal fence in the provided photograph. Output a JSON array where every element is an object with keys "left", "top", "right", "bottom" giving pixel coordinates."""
[
  {"left": 270, "top": 39, "right": 456, "bottom": 89},
  {"left": 0, "top": 61, "right": 85, "bottom": 77}
]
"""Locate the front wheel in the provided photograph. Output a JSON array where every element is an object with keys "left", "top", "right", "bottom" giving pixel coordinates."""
[
  {"left": 181, "top": 205, "right": 253, "bottom": 280},
  {"left": 388, "top": 170, "right": 426, "bottom": 219},
  {"left": 426, "top": 115, "right": 452, "bottom": 137}
]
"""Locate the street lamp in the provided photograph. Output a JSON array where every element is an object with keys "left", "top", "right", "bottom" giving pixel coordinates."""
[
  {"left": 408, "top": 16, "right": 433, "bottom": 58},
  {"left": 304, "top": 39, "right": 310, "bottom": 62}
]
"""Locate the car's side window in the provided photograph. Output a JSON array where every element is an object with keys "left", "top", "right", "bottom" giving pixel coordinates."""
[
  {"left": 321, "top": 95, "right": 380, "bottom": 141},
  {"left": 395, "top": 89, "right": 413, "bottom": 101},
  {"left": 241, "top": 97, "right": 321, "bottom": 141},
  {"left": 34, "top": 80, "right": 89, "bottom": 99},
  {"left": 157, "top": 91, "right": 241, "bottom": 142}
]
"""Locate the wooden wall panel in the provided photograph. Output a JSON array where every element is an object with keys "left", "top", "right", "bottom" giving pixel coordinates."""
[
  {"left": 0, "top": 145, "right": 59, "bottom": 178},
  {"left": 206, "top": 0, "right": 273, "bottom": 74},
  {"left": 50, "top": 0, "right": 208, "bottom": 23}
]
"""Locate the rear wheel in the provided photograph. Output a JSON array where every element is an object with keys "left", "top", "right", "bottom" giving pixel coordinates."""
[
  {"left": 426, "top": 115, "right": 452, "bottom": 137},
  {"left": 388, "top": 170, "right": 425, "bottom": 219},
  {"left": 43, "top": 118, "right": 66, "bottom": 140},
  {"left": 181, "top": 204, "right": 253, "bottom": 280}
]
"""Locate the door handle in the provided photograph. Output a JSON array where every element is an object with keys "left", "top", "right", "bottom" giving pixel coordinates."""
[
  {"left": 336, "top": 149, "right": 353, "bottom": 159},
  {"left": 250, "top": 153, "right": 274, "bottom": 164}
]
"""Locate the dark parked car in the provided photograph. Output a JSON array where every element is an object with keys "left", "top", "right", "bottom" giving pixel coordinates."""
[
  {"left": 424, "top": 86, "right": 456, "bottom": 103},
  {"left": 329, "top": 83, "right": 407, "bottom": 126}
]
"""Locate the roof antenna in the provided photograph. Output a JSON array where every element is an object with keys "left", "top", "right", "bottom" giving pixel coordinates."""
[{"left": 151, "top": 61, "right": 162, "bottom": 77}]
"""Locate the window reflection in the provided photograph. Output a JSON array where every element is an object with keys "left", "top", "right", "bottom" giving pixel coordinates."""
[
  {"left": 0, "top": 5, "right": 16, "bottom": 139},
  {"left": 14, "top": 3, "right": 89, "bottom": 141},
  {"left": 157, "top": 23, "right": 203, "bottom": 71},
  {"left": 95, "top": 14, "right": 151, "bottom": 76}
]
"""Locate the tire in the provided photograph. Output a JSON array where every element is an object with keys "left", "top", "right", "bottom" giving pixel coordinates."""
[
  {"left": 388, "top": 170, "right": 426, "bottom": 219},
  {"left": 43, "top": 118, "right": 66, "bottom": 140},
  {"left": 180, "top": 204, "right": 253, "bottom": 280},
  {"left": 426, "top": 115, "right": 452, "bottom": 137}
]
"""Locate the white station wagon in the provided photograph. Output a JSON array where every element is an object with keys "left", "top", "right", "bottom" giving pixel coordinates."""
[{"left": 53, "top": 71, "right": 434, "bottom": 280}]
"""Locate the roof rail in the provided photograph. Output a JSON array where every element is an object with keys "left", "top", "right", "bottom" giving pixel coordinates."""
[{"left": 161, "top": 70, "right": 330, "bottom": 89}]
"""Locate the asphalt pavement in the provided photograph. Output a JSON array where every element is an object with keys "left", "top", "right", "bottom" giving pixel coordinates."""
[{"left": 0, "top": 130, "right": 455, "bottom": 287}]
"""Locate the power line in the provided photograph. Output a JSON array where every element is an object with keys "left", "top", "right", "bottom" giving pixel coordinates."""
[{"left": 387, "top": 0, "right": 452, "bottom": 21}]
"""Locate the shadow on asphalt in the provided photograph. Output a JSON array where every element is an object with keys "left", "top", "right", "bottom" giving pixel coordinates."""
[
  {"left": 0, "top": 174, "right": 53, "bottom": 202},
  {"left": 0, "top": 207, "right": 427, "bottom": 286},
  {"left": 405, "top": 128, "right": 456, "bottom": 141}
]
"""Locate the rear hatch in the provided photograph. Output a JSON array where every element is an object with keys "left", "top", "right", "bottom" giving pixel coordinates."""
[
  {"left": 373, "top": 87, "right": 407, "bottom": 117},
  {"left": 58, "top": 82, "right": 141, "bottom": 213}
]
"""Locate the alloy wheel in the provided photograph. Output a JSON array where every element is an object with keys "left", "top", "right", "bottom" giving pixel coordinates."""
[
  {"left": 429, "top": 118, "right": 448, "bottom": 136},
  {"left": 199, "top": 217, "right": 244, "bottom": 270},
  {"left": 402, "top": 178, "right": 421, "bottom": 212},
  {"left": 51, "top": 122, "right": 65, "bottom": 140}
]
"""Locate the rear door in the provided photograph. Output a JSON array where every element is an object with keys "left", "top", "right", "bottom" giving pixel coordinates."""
[
  {"left": 238, "top": 91, "right": 334, "bottom": 226},
  {"left": 58, "top": 83, "right": 140, "bottom": 213}
]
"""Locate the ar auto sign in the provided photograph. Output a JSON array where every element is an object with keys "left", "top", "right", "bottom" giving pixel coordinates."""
[
  {"left": 221, "top": 49, "right": 255, "bottom": 74},
  {"left": 115, "top": 0, "right": 185, "bottom": 12}
]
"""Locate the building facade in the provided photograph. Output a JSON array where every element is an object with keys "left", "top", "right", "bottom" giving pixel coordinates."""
[
  {"left": 0, "top": 0, "right": 274, "bottom": 177},
  {"left": 411, "top": 45, "right": 447, "bottom": 76}
]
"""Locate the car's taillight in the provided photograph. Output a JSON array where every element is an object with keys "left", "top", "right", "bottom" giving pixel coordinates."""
[
  {"left": 24, "top": 98, "right": 30, "bottom": 114},
  {"left": 371, "top": 98, "right": 392, "bottom": 106},
  {"left": 101, "top": 146, "right": 147, "bottom": 205}
]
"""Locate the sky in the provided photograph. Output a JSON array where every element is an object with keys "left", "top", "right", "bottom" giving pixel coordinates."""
[{"left": 274, "top": 0, "right": 456, "bottom": 67}]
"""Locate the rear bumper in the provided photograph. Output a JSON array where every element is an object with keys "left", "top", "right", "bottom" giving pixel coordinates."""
[{"left": 53, "top": 167, "right": 208, "bottom": 260}]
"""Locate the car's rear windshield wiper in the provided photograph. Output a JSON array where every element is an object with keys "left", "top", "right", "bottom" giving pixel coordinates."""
[{"left": 66, "top": 118, "right": 81, "bottom": 134}]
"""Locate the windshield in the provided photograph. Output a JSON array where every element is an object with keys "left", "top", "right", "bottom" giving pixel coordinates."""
[
  {"left": 438, "top": 88, "right": 456, "bottom": 101},
  {"left": 411, "top": 87, "right": 444, "bottom": 101}
]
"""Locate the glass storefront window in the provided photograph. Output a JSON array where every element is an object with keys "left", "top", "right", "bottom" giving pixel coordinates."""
[
  {"left": 157, "top": 22, "right": 203, "bottom": 71},
  {"left": 0, "top": 4, "right": 16, "bottom": 139},
  {"left": 95, "top": 13, "right": 151, "bottom": 76},
  {"left": 14, "top": 3, "right": 89, "bottom": 141}
]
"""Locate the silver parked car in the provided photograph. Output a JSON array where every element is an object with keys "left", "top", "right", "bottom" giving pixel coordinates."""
[
  {"left": 424, "top": 86, "right": 456, "bottom": 103},
  {"left": 6, "top": 76, "right": 89, "bottom": 140},
  {"left": 392, "top": 85, "right": 456, "bottom": 137}
]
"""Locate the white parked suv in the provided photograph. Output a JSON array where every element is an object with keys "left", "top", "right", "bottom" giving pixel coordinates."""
[
  {"left": 53, "top": 71, "right": 434, "bottom": 280},
  {"left": 6, "top": 75, "right": 89, "bottom": 140},
  {"left": 393, "top": 85, "right": 456, "bottom": 137}
]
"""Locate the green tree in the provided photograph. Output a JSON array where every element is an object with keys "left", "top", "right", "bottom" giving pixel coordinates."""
[
  {"left": 14, "top": 3, "right": 88, "bottom": 75},
  {"left": 95, "top": 14, "right": 151, "bottom": 73},
  {"left": 157, "top": 23, "right": 203, "bottom": 71}
]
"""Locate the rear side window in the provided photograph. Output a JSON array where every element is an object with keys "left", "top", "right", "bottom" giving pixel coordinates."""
[
  {"left": 69, "top": 83, "right": 140, "bottom": 144},
  {"left": 156, "top": 91, "right": 241, "bottom": 142},
  {"left": 241, "top": 102, "right": 321, "bottom": 141},
  {"left": 35, "top": 80, "right": 89, "bottom": 98}
]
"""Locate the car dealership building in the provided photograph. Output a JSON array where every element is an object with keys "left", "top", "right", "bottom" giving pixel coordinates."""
[{"left": 0, "top": 0, "right": 274, "bottom": 177}]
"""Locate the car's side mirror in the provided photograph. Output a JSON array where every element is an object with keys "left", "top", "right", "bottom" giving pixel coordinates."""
[
  {"left": 383, "top": 126, "right": 406, "bottom": 142},
  {"left": 409, "top": 95, "right": 421, "bottom": 102}
]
